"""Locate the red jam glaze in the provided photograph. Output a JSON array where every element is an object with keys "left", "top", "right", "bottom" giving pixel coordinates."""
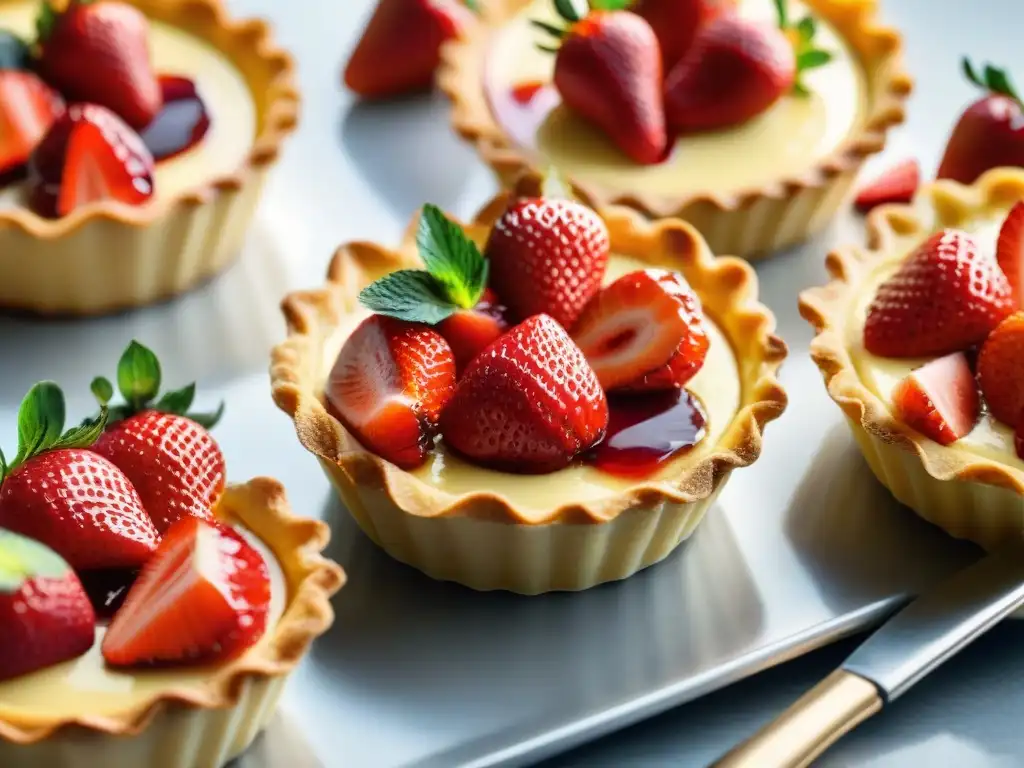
[
  {"left": 140, "top": 75, "right": 211, "bottom": 162},
  {"left": 510, "top": 80, "right": 546, "bottom": 105},
  {"left": 78, "top": 569, "right": 139, "bottom": 620},
  {"left": 586, "top": 389, "right": 708, "bottom": 479}
]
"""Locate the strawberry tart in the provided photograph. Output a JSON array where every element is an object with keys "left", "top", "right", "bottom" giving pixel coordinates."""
[
  {"left": 802, "top": 166, "right": 1024, "bottom": 549},
  {"left": 0, "top": 0, "right": 298, "bottom": 315},
  {"left": 0, "top": 342, "right": 344, "bottom": 768},
  {"left": 440, "top": 0, "right": 910, "bottom": 258},
  {"left": 271, "top": 176, "right": 786, "bottom": 594}
]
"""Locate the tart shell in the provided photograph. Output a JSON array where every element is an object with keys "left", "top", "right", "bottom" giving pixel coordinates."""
[
  {"left": 438, "top": 0, "right": 911, "bottom": 260},
  {"left": 271, "top": 178, "right": 787, "bottom": 594},
  {"left": 0, "top": 477, "right": 345, "bottom": 768},
  {"left": 800, "top": 167, "right": 1024, "bottom": 551},
  {"left": 0, "top": 0, "right": 299, "bottom": 316}
]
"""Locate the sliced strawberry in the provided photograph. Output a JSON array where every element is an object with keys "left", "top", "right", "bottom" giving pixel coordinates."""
[
  {"left": 28, "top": 103, "right": 154, "bottom": 218},
  {"left": 0, "top": 529, "right": 96, "bottom": 682},
  {"left": 436, "top": 288, "right": 509, "bottom": 372},
  {"left": 977, "top": 312, "right": 1024, "bottom": 426},
  {"left": 854, "top": 159, "right": 920, "bottom": 213},
  {"left": 440, "top": 314, "right": 608, "bottom": 473},
  {"left": 892, "top": 352, "right": 979, "bottom": 445},
  {"left": 0, "top": 71, "right": 64, "bottom": 183},
  {"left": 616, "top": 341, "right": 704, "bottom": 393},
  {"left": 327, "top": 315, "right": 457, "bottom": 469},
  {"left": 572, "top": 269, "right": 708, "bottom": 392},
  {"left": 93, "top": 412, "right": 225, "bottom": 534},
  {"left": 863, "top": 230, "right": 1014, "bottom": 358},
  {"left": 997, "top": 201, "right": 1024, "bottom": 309},
  {"left": 102, "top": 517, "right": 270, "bottom": 667},
  {"left": 485, "top": 196, "right": 609, "bottom": 329}
]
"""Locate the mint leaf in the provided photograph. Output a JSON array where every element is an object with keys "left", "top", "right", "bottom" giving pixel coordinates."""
[
  {"left": 359, "top": 270, "right": 460, "bottom": 324},
  {"left": 797, "top": 49, "right": 832, "bottom": 71},
  {"left": 91, "top": 376, "right": 113, "bottom": 405},
  {"left": 186, "top": 402, "right": 225, "bottom": 430},
  {"left": 53, "top": 407, "right": 108, "bottom": 451},
  {"left": 13, "top": 381, "right": 65, "bottom": 466},
  {"left": 417, "top": 205, "right": 488, "bottom": 309},
  {"left": 0, "top": 529, "right": 70, "bottom": 593},
  {"left": 117, "top": 341, "right": 161, "bottom": 408}
]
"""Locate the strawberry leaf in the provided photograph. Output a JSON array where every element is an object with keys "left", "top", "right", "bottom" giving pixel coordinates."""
[
  {"left": 186, "top": 402, "right": 225, "bottom": 430},
  {"left": 12, "top": 381, "right": 66, "bottom": 468},
  {"left": 797, "top": 49, "right": 832, "bottom": 71},
  {"left": 530, "top": 19, "right": 565, "bottom": 39},
  {"left": 91, "top": 376, "right": 113, "bottom": 405},
  {"left": 554, "top": 0, "right": 588, "bottom": 23},
  {"left": 117, "top": 341, "right": 161, "bottom": 408},
  {"left": 35, "top": 2, "right": 58, "bottom": 42},
  {"left": 359, "top": 269, "right": 460, "bottom": 324},
  {"left": 53, "top": 407, "right": 108, "bottom": 451},
  {"left": 155, "top": 383, "right": 196, "bottom": 415},
  {"left": 416, "top": 204, "right": 488, "bottom": 309},
  {"left": 796, "top": 16, "right": 815, "bottom": 43},
  {"left": 0, "top": 529, "right": 70, "bottom": 593},
  {"left": 0, "top": 447, "right": 6, "bottom": 483},
  {"left": 772, "top": 0, "right": 788, "bottom": 29},
  {"left": 962, "top": 58, "right": 1021, "bottom": 105},
  {"left": 0, "top": 31, "right": 29, "bottom": 71},
  {"left": 589, "top": 0, "right": 630, "bottom": 8}
]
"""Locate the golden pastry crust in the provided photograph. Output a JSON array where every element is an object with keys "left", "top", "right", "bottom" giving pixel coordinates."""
[
  {"left": 271, "top": 177, "right": 788, "bottom": 527},
  {"left": 437, "top": 0, "right": 911, "bottom": 259},
  {"left": 0, "top": 477, "right": 345, "bottom": 745},
  {"left": 0, "top": 0, "right": 300, "bottom": 314}
]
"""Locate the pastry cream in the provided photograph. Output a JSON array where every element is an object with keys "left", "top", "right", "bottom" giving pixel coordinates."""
[
  {"left": 846, "top": 212, "right": 1024, "bottom": 469},
  {"left": 0, "top": 0, "right": 255, "bottom": 210},
  {"left": 0, "top": 519, "right": 286, "bottom": 720},
  {"left": 320, "top": 254, "right": 742, "bottom": 511},
  {"left": 484, "top": 0, "right": 867, "bottom": 198}
]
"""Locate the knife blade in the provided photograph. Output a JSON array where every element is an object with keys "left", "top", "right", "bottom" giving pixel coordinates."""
[{"left": 712, "top": 546, "right": 1024, "bottom": 768}]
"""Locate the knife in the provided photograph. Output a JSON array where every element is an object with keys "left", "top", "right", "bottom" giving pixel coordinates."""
[{"left": 713, "top": 546, "right": 1024, "bottom": 768}]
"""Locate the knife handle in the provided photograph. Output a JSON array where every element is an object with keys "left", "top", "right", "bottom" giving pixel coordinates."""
[{"left": 712, "top": 669, "right": 883, "bottom": 768}]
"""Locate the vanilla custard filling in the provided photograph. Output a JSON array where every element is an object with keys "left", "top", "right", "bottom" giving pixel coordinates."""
[
  {"left": 0, "top": 0, "right": 256, "bottom": 210},
  {"left": 0, "top": 521, "right": 286, "bottom": 719},
  {"left": 846, "top": 212, "right": 1024, "bottom": 469},
  {"left": 322, "top": 254, "right": 743, "bottom": 510},
  {"left": 485, "top": 0, "right": 867, "bottom": 197}
]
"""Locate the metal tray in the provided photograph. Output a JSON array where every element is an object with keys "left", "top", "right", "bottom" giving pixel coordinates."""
[{"left": 0, "top": 0, "right": 1005, "bottom": 765}]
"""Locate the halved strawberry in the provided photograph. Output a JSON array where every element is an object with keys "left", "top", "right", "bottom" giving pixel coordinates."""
[
  {"left": 997, "top": 201, "right": 1024, "bottom": 309},
  {"left": 977, "top": 311, "right": 1024, "bottom": 426},
  {"left": 27, "top": 103, "right": 154, "bottom": 218},
  {"left": 102, "top": 517, "right": 271, "bottom": 667},
  {"left": 0, "top": 70, "right": 63, "bottom": 183},
  {"left": 440, "top": 314, "right": 608, "bottom": 473},
  {"left": 854, "top": 159, "right": 920, "bottom": 213},
  {"left": 572, "top": 269, "right": 708, "bottom": 392},
  {"left": 892, "top": 352, "right": 979, "bottom": 445},
  {"left": 864, "top": 229, "right": 1014, "bottom": 358},
  {"left": 615, "top": 341, "right": 704, "bottom": 393},
  {"left": 436, "top": 288, "right": 509, "bottom": 372},
  {"left": 326, "top": 315, "right": 457, "bottom": 469}
]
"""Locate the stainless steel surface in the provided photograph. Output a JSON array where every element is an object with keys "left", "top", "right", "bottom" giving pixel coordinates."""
[
  {"left": 1, "top": 0, "right": 1018, "bottom": 766},
  {"left": 843, "top": 548, "right": 1024, "bottom": 703}
]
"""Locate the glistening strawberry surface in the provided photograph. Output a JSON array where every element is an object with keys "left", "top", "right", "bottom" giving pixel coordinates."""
[
  {"left": 0, "top": 71, "right": 64, "bottom": 182},
  {"left": 996, "top": 202, "right": 1024, "bottom": 309},
  {"left": 103, "top": 517, "right": 271, "bottom": 666},
  {"left": 327, "top": 315, "right": 456, "bottom": 469},
  {"left": 854, "top": 159, "right": 920, "bottom": 213},
  {"left": 0, "top": 529, "right": 96, "bottom": 682},
  {"left": 632, "top": 0, "right": 736, "bottom": 71},
  {"left": 436, "top": 288, "right": 509, "bottom": 371},
  {"left": 484, "top": 195, "right": 609, "bottom": 329},
  {"left": 36, "top": 0, "right": 162, "bottom": 130},
  {"left": 440, "top": 314, "right": 609, "bottom": 473},
  {"left": 572, "top": 269, "right": 708, "bottom": 392},
  {"left": 977, "top": 312, "right": 1024, "bottom": 427},
  {"left": 892, "top": 352, "right": 979, "bottom": 445},
  {"left": 863, "top": 230, "right": 1014, "bottom": 358}
]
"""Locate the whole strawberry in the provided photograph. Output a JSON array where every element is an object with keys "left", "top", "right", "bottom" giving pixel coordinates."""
[
  {"left": 863, "top": 230, "right": 1015, "bottom": 358},
  {"left": 88, "top": 341, "right": 226, "bottom": 533},
  {"left": 0, "top": 382, "right": 159, "bottom": 570},
  {"left": 484, "top": 194, "right": 609, "bottom": 328},
  {"left": 0, "top": 529, "right": 96, "bottom": 682},
  {"left": 535, "top": 0, "right": 667, "bottom": 164},
  {"left": 938, "top": 59, "right": 1024, "bottom": 185},
  {"left": 36, "top": 0, "right": 162, "bottom": 130},
  {"left": 632, "top": 0, "right": 736, "bottom": 70}
]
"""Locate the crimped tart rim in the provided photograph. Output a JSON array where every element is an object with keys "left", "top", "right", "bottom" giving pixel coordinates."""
[
  {"left": 0, "top": 0, "right": 299, "bottom": 238},
  {"left": 437, "top": 0, "right": 912, "bottom": 218},
  {"left": 270, "top": 177, "right": 788, "bottom": 526},
  {"left": 799, "top": 166, "right": 1024, "bottom": 494},
  {"left": 0, "top": 476, "right": 345, "bottom": 744}
]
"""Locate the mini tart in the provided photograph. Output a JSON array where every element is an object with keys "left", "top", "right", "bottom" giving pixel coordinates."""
[
  {"left": 801, "top": 167, "right": 1024, "bottom": 551},
  {"left": 0, "top": 0, "right": 299, "bottom": 315},
  {"left": 271, "top": 181, "right": 787, "bottom": 595},
  {"left": 0, "top": 477, "right": 345, "bottom": 768},
  {"left": 439, "top": 0, "right": 911, "bottom": 260}
]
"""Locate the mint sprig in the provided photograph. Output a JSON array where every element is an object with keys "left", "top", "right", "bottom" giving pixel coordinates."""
[
  {"left": 0, "top": 381, "right": 108, "bottom": 484},
  {"left": 773, "top": 0, "right": 832, "bottom": 96},
  {"left": 89, "top": 341, "right": 224, "bottom": 429},
  {"left": 963, "top": 58, "right": 1022, "bottom": 106},
  {"left": 0, "top": 529, "right": 72, "bottom": 594},
  {"left": 358, "top": 205, "right": 489, "bottom": 325}
]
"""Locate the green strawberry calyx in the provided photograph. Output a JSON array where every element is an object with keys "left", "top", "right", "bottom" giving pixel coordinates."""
[
  {"left": 89, "top": 340, "right": 224, "bottom": 430},
  {"left": 962, "top": 58, "right": 1022, "bottom": 106},
  {"left": 531, "top": 0, "right": 592, "bottom": 52},
  {"left": 0, "top": 528, "right": 72, "bottom": 594},
  {"left": 773, "top": 0, "right": 833, "bottom": 96},
  {"left": 358, "top": 204, "right": 489, "bottom": 325},
  {"left": 35, "top": 0, "right": 95, "bottom": 43},
  {"left": 0, "top": 380, "right": 108, "bottom": 486}
]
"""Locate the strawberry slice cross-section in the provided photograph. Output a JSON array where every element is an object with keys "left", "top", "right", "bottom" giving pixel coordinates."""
[
  {"left": 102, "top": 517, "right": 271, "bottom": 667},
  {"left": 0, "top": 70, "right": 63, "bottom": 183},
  {"left": 996, "top": 201, "right": 1024, "bottom": 310},
  {"left": 892, "top": 352, "right": 980, "bottom": 445}
]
